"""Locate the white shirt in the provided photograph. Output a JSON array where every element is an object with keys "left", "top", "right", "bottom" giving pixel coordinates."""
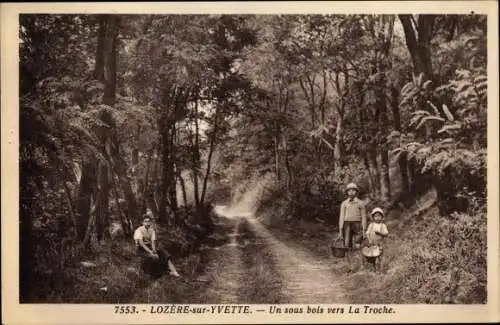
[
  {"left": 366, "top": 222, "right": 388, "bottom": 244},
  {"left": 133, "top": 225, "right": 156, "bottom": 245}
]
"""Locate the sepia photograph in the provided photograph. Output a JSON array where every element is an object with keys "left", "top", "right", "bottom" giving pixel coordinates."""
[
  {"left": 17, "top": 11, "right": 489, "bottom": 304},
  {"left": 2, "top": 1, "right": 499, "bottom": 324}
]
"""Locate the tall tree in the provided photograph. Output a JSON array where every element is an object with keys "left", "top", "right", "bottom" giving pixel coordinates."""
[{"left": 398, "top": 15, "right": 436, "bottom": 82}]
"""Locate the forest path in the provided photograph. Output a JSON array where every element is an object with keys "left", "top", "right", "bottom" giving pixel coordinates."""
[
  {"left": 218, "top": 206, "right": 347, "bottom": 303},
  {"left": 194, "top": 216, "right": 247, "bottom": 303},
  {"left": 242, "top": 216, "right": 346, "bottom": 303}
]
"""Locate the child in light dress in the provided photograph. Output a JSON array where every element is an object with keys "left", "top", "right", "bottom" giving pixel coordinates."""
[{"left": 363, "top": 207, "right": 389, "bottom": 271}]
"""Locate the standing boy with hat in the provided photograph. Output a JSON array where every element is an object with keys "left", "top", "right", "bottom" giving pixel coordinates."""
[{"left": 338, "top": 182, "right": 367, "bottom": 249}]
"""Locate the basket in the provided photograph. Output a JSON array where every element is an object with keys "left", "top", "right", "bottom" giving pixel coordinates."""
[
  {"left": 361, "top": 245, "right": 381, "bottom": 258},
  {"left": 330, "top": 237, "right": 348, "bottom": 258}
]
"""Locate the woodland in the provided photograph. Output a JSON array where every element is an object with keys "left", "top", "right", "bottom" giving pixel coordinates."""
[{"left": 19, "top": 14, "right": 487, "bottom": 303}]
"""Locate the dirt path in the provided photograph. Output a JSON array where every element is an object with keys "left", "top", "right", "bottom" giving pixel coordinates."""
[
  {"left": 190, "top": 213, "right": 347, "bottom": 303},
  {"left": 243, "top": 216, "right": 346, "bottom": 303},
  {"left": 196, "top": 217, "right": 246, "bottom": 303}
]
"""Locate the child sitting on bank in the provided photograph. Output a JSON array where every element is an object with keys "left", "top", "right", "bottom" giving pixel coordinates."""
[
  {"left": 134, "top": 215, "right": 180, "bottom": 279},
  {"left": 363, "top": 207, "right": 389, "bottom": 271}
]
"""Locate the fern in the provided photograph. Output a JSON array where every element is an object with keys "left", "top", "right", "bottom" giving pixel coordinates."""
[
  {"left": 437, "top": 123, "right": 462, "bottom": 135},
  {"left": 422, "top": 80, "right": 433, "bottom": 90},
  {"left": 427, "top": 101, "right": 442, "bottom": 116},
  {"left": 455, "top": 68, "right": 472, "bottom": 79},
  {"left": 415, "top": 115, "right": 445, "bottom": 130},
  {"left": 473, "top": 74, "right": 487, "bottom": 98},
  {"left": 400, "top": 81, "right": 416, "bottom": 97},
  {"left": 396, "top": 67, "right": 486, "bottom": 182},
  {"left": 442, "top": 104, "right": 454, "bottom": 121},
  {"left": 393, "top": 32, "right": 486, "bottom": 200}
]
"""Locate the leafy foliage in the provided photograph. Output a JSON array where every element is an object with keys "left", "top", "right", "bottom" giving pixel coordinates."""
[
  {"left": 394, "top": 66, "right": 487, "bottom": 209},
  {"left": 389, "top": 26, "right": 487, "bottom": 213}
]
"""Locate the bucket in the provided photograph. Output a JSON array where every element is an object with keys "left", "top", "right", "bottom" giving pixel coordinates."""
[{"left": 330, "top": 237, "right": 348, "bottom": 258}]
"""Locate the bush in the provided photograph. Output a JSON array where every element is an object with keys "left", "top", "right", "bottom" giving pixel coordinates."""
[
  {"left": 254, "top": 157, "right": 371, "bottom": 226},
  {"left": 409, "top": 209, "right": 486, "bottom": 303},
  {"left": 288, "top": 181, "right": 344, "bottom": 223},
  {"left": 287, "top": 159, "right": 370, "bottom": 224},
  {"left": 381, "top": 202, "right": 487, "bottom": 304}
]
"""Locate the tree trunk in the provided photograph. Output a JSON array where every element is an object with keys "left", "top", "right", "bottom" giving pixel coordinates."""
[
  {"left": 93, "top": 15, "right": 106, "bottom": 81},
  {"left": 200, "top": 107, "right": 220, "bottom": 205},
  {"left": 168, "top": 121, "right": 178, "bottom": 221},
  {"left": 398, "top": 15, "right": 436, "bottom": 82},
  {"left": 149, "top": 150, "right": 160, "bottom": 219},
  {"left": 407, "top": 156, "right": 418, "bottom": 194},
  {"left": 274, "top": 134, "right": 281, "bottom": 184},
  {"left": 157, "top": 86, "right": 175, "bottom": 223},
  {"left": 130, "top": 126, "right": 141, "bottom": 194},
  {"left": 81, "top": 211, "right": 96, "bottom": 251},
  {"left": 380, "top": 148, "right": 391, "bottom": 201},
  {"left": 192, "top": 98, "right": 201, "bottom": 208},
  {"left": 332, "top": 69, "right": 348, "bottom": 174},
  {"left": 159, "top": 85, "right": 186, "bottom": 224},
  {"left": 362, "top": 154, "right": 376, "bottom": 199},
  {"left": 178, "top": 172, "right": 188, "bottom": 207},
  {"left": 390, "top": 86, "right": 411, "bottom": 194},
  {"left": 299, "top": 76, "right": 317, "bottom": 128},
  {"left": 139, "top": 150, "right": 151, "bottom": 213},
  {"left": 77, "top": 160, "right": 97, "bottom": 241},
  {"left": 139, "top": 146, "right": 155, "bottom": 214},
  {"left": 377, "top": 87, "right": 391, "bottom": 201},
  {"left": 63, "top": 182, "right": 78, "bottom": 239},
  {"left": 101, "top": 15, "right": 120, "bottom": 106},
  {"left": 283, "top": 133, "right": 292, "bottom": 191},
  {"left": 109, "top": 138, "right": 139, "bottom": 225},
  {"left": 159, "top": 115, "right": 170, "bottom": 223},
  {"left": 369, "top": 149, "right": 382, "bottom": 199},
  {"left": 120, "top": 168, "right": 139, "bottom": 226},
  {"left": 95, "top": 115, "right": 113, "bottom": 242},
  {"left": 96, "top": 163, "right": 110, "bottom": 241},
  {"left": 94, "top": 14, "right": 120, "bottom": 241},
  {"left": 398, "top": 152, "right": 410, "bottom": 194},
  {"left": 76, "top": 15, "right": 105, "bottom": 244},
  {"left": 111, "top": 173, "right": 131, "bottom": 236},
  {"left": 334, "top": 116, "right": 343, "bottom": 173}
]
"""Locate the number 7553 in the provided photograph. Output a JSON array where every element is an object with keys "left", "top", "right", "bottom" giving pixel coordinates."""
[{"left": 114, "top": 305, "right": 137, "bottom": 314}]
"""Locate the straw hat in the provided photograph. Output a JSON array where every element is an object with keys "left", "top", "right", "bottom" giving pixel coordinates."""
[
  {"left": 370, "top": 207, "right": 385, "bottom": 219},
  {"left": 345, "top": 183, "right": 358, "bottom": 192}
]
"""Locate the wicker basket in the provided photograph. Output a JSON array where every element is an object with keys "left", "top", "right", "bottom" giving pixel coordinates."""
[
  {"left": 361, "top": 245, "right": 381, "bottom": 258},
  {"left": 330, "top": 237, "right": 348, "bottom": 258}
]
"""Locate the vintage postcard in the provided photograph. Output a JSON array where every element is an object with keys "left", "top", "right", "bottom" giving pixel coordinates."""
[{"left": 1, "top": 1, "right": 499, "bottom": 324}]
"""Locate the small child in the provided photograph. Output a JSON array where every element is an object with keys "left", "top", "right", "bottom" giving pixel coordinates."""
[{"left": 363, "top": 207, "right": 389, "bottom": 271}]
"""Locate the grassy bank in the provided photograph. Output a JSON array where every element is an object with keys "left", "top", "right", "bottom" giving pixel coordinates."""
[{"left": 27, "top": 214, "right": 235, "bottom": 303}]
